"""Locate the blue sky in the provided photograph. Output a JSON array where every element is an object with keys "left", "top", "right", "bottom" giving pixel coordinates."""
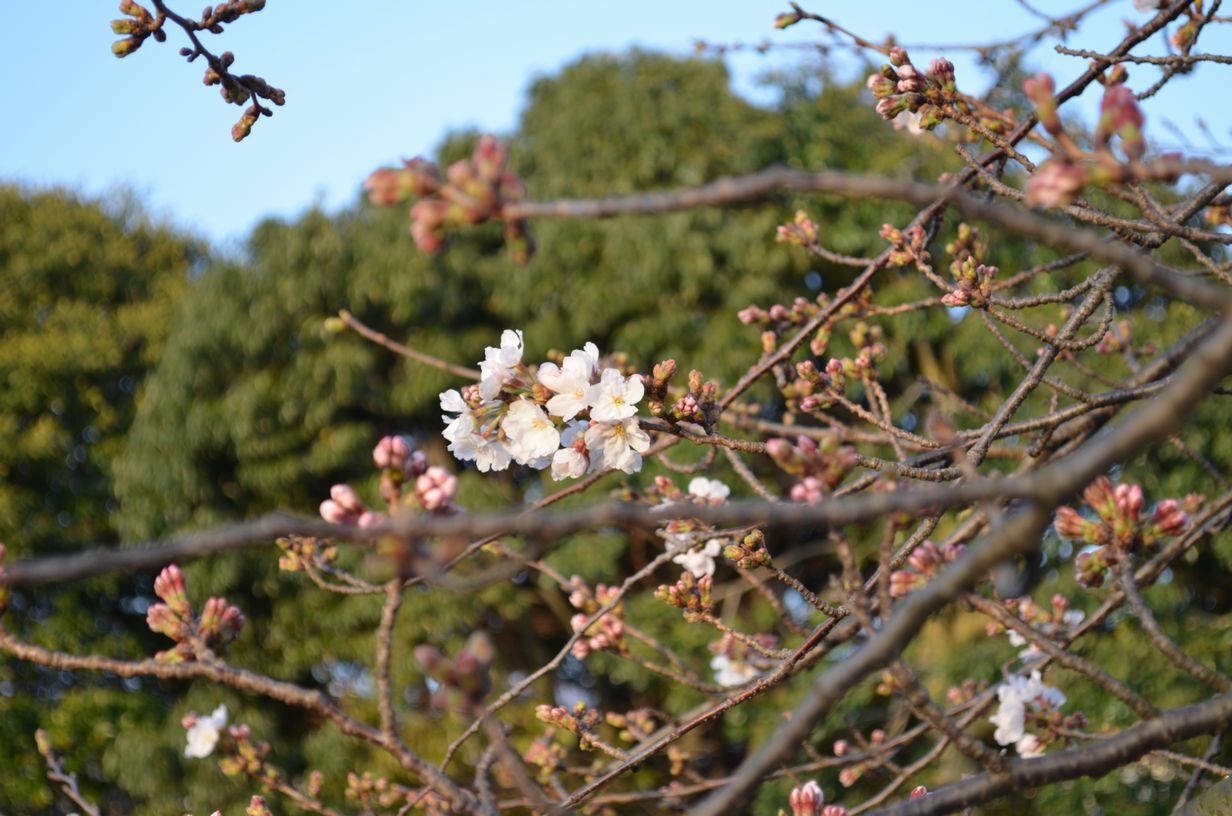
[{"left": 2, "top": 2, "right": 1225, "bottom": 248}]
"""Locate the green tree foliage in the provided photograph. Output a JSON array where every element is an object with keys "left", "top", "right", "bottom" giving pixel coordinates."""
[{"left": 0, "top": 186, "right": 202, "bottom": 809}]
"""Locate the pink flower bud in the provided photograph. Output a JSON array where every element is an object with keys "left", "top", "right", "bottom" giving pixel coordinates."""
[
  {"left": 1082, "top": 476, "right": 1116, "bottom": 517},
  {"left": 1152, "top": 499, "right": 1188, "bottom": 537},
  {"left": 870, "top": 729, "right": 886, "bottom": 746},
  {"left": 890, "top": 570, "right": 921, "bottom": 598},
  {"left": 319, "top": 499, "right": 351, "bottom": 525},
  {"left": 737, "top": 305, "right": 764, "bottom": 324},
  {"left": 373, "top": 434, "right": 414, "bottom": 471},
  {"left": 790, "top": 476, "right": 825, "bottom": 505},
  {"left": 789, "top": 780, "right": 824, "bottom": 816},
  {"left": 1053, "top": 506, "right": 1090, "bottom": 541},
  {"left": 153, "top": 564, "right": 189, "bottom": 611},
  {"left": 330, "top": 484, "right": 365, "bottom": 514},
  {"left": 907, "top": 540, "right": 940, "bottom": 575},
  {"left": 839, "top": 766, "right": 861, "bottom": 787},
  {"left": 416, "top": 466, "right": 458, "bottom": 511},
  {"left": 833, "top": 739, "right": 850, "bottom": 756},
  {"left": 867, "top": 74, "right": 896, "bottom": 98},
  {"left": 766, "top": 438, "right": 795, "bottom": 463},
  {"left": 822, "top": 807, "right": 847, "bottom": 816},
  {"left": 1026, "top": 160, "right": 1087, "bottom": 209},
  {"left": 910, "top": 785, "right": 928, "bottom": 799},
  {"left": 1115, "top": 483, "right": 1144, "bottom": 522}
]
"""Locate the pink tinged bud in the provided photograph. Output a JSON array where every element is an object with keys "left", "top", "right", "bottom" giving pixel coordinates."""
[
  {"left": 737, "top": 305, "right": 764, "bottom": 324},
  {"left": 373, "top": 434, "right": 414, "bottom": 471},
  {"left": 890, "top": 570, "right": 921, "bottom": 598},
  {"left": 146, "top": 603, "right": 186, "bottom": 640},
  {"left": 319, "top": 499, "right": 352, "bottom": 525},
  {"left": 1115, "top": 483, "right": 1144, "bottom": 522},
  {"left": 875, "top": 96, "right": 912, "bottom": 120},
  {"left": 839, "top": 766, "right": 861, "bottom": 787},
  {"left": 1097, "top": 84, "right": 1145, "bottom": 148},
  {"left": 766, "top": 438, "right": 794, "bottom": 463},
  {"left": 910, "top": 785, "right": 928, "bottom": 799},
  {"left": 907, "top": 540, "right": 940, "bottom": 574},
  {"left": 473, "top": 135, "right": 508, "bottom": 181},
  {"left": 181, "top": 712, "right": 198, "bottom": 729},
  {"left": 1053, "top": 506, "right": 1089, "bottom": 540},
  {"left": 363, "top": 168, "right": 414, "bottom": 207},
  {"left": 1023, "top": 72, "right": 1055, "bottom": 100},
  {"left": 871, "top": 729, "right": 886, "bottom": 746},
  {"left": 889, "top": 47, "right": 909, "bottom": 67},
  {"left": 330, "top": 484, "right": 365, "bottom": 514},
  {"left": 1075, "top": 547, "right": 1111, "bottom": 588},
  {"left": 929, "top": 58, "right": 954, "bottom": 87},
  {"left": 867, "top": 74, "right": 896, "bottom": 98},
  {"left": 790, "top": 476, "right": 825, "bottom": 505},
  {"left": 357, "top": 511, "right": 385, "bottom": 529},
  {"left": 833, "top": 739, "right": 850, "bottom": 757},
  {"left": 416, "top": 466, "right": 458, "bottom": 511},
  {"left": 1026, "top": 160, "right": 1087, "bottom": 209},
  {"left": 1083, "top": 476, "right": 1116, "bottom": 515},
  {"left": 822, "top": 807, "right": 848, "bottom": 816},
  {"left": 1152, "top": 499, "right": 1188, "bottom": 536},
  {"left": 402, "top": 157, "right": 441, "bottom": 196},
  {"left": 789, "top": 780, "right": 824, "bottom": 816},
  {"left": 153, "top": 564, "right": 188, "bottom": 609}
]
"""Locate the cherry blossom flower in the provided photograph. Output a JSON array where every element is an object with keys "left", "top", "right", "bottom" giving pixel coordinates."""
[
  {"left": 990, "top": 670, "right": 1065, "bottom": 756},
  {"left": 711, "top": 653, "right": 758, "bottom": 687},
  {"left": 688, "top": 477, "right": 731, "bottom": 505},
  {"left": 588, "top": 368, "right": 644, "bottom": 422},
  {"left": 584, "top": 416, "right": 650, "bottom": 474},
  {"left": 672, "top": 538, "right": 724, "bottom": 578},
  {"left": 539, "top": 342, "right": 601, "bottom": 420},
  {"left": 551, "top": 420, "right": 590, "bottom": 480},
  {"left": 503, "top": 399, "right": 561, "bottom": 464},
  {"left": 184, "top": 703, "right": 227, "bottom": 758},
  {"left": 478, "top": 329, "right": 524, "bottom": 400}
]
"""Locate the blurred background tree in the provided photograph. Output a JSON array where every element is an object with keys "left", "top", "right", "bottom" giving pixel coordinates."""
[{"left": 0, "top": 185, "right": 202, "bottom": 809}]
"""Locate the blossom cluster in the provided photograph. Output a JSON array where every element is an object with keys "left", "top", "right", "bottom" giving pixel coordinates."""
[
  {"left": 765, "top": 433, "right": 858, "bottom": 503},
  {"left": 146, "top": 564, "right": 245, "bottom": 663},
  {"left": 364, "top": 136, "right": 533, "bottom": 262},
  {"left": 317, "top": 434, "right": 459, "bottom": 531},
  {"left": 567, "top": 577, "right": 625, "bottom": 660},
  {"left": 787, "top": 779, "right": 849, "bottom": 816},
  {"left": 1053, "top": 477, "right": 1194, "bottom": 587},
  {"left": 441, "top": 330, "right": 650, "bottom": 477},
  {"left": 866, "top": 47, "right": 957, "bottom": 132},
  {"left": 1023, "top": 72, "right": 1151, "bottom": 207},
  {"left": 888, "top": 539, "right": 966, "bottom": 598},
  {"left": 989, "top": 670, "right": 1070, "bottom": 757},
  {"left": 988, "top": 594, "right": 1085, "bottom": 659}
]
